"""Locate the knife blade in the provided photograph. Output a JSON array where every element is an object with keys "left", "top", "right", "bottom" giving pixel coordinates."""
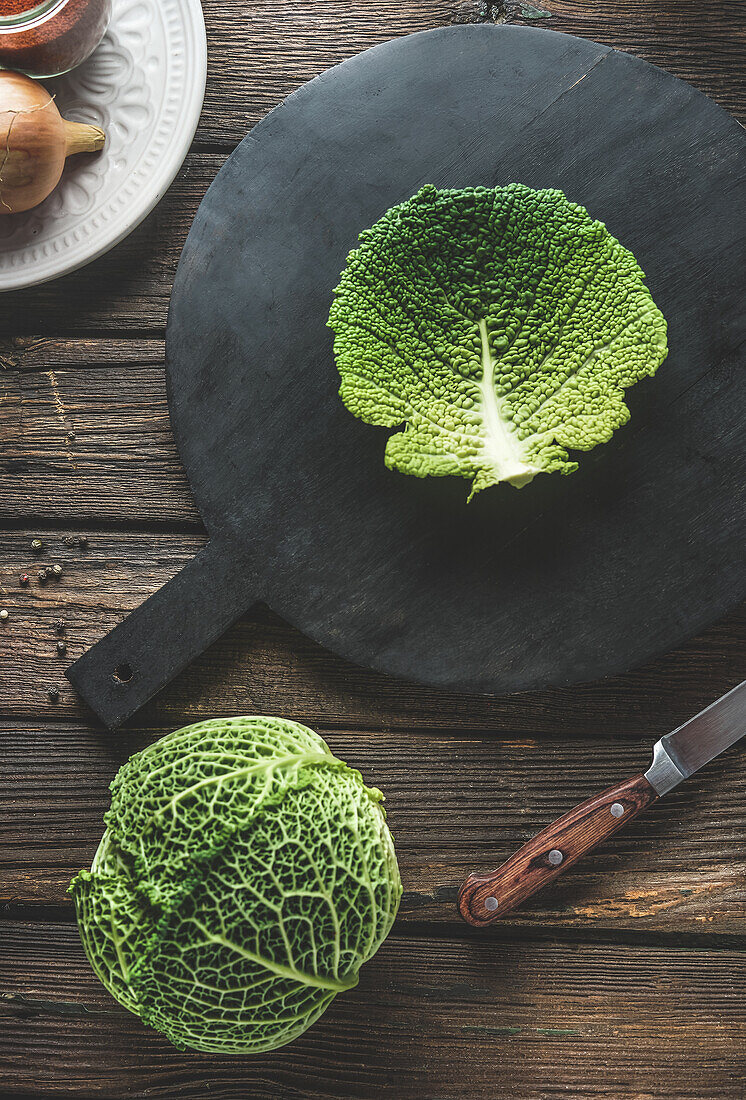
[
  {"left": 645, "top": 679, "right": 746, "bottom": 794},
  {"left": 458, "top": 681, "right": 746, "bottom": 927}
]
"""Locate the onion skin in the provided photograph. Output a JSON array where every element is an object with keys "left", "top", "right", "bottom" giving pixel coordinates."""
[{"left": 0, "top": 70, "right": 105, "bottom": 214}]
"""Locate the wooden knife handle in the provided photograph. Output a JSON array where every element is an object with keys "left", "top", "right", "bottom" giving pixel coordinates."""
[{"left": 458, "top": 773, "right": 658, "bottom": 926}]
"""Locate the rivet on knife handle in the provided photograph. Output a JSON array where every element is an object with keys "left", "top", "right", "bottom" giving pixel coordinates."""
[{"left": 457, "top": 773, "right": 658, "bottom": 926}]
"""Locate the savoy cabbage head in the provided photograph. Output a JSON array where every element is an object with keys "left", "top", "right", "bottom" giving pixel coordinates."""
[
  {"left": 70, "top": 717, "right": 401, "bottom": 1054},
  {"left": 328, "top": 184, "right": 667, "bottom": 498}
]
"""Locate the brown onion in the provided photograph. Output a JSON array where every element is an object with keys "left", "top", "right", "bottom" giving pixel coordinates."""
[{"left": 0, "top": 69, "right": 105, "bottom": 214}]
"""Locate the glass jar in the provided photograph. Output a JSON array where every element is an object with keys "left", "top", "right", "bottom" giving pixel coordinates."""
[{"left": 0, "top": 0, "right": 112, "bottom": 78}]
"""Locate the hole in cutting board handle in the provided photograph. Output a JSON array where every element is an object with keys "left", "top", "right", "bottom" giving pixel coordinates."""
[{"left": 67, "top": 537, "right": 259, "bottom": 728}]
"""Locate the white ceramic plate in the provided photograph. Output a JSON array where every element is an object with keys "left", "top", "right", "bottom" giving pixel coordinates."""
[{"left": 0, "top": 0, "right": 207, "bottom": 291}]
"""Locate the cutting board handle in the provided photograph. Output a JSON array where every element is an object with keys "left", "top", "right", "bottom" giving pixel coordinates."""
[{"left": 66, "top": 537, "right": 258, "bottom": 728}]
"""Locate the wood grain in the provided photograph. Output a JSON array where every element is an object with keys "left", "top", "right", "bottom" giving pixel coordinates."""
[
  {"left": 1, "top": 2, "right": 743, "bottom": 337},
  {"left": 2, "top": 722, "right": 744, "bottom": 936},
  {"left": 1, "top": 921, "right": 744, "bottom": 1099},
  {"left": 459, "top": 773, "right": 659, "bottom": 925},
  {"left": 526, "top": 0, "right": 746, "bottom": 122},
  {"left": 1, "top": 345, "right": 197, "bottom": 524},
  {"left": 194, "top": 0, "right": 745, "bottom": 145},
  {"left": 0, "top": 530, "right": 743, "bottom": 728},
  {"left": 1, "top": 1, "right": 744, "bottom": 1096}
]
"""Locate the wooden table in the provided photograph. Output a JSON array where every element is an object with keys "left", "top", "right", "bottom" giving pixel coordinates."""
[{"left": 1, "top": 2, "right": 744, "bottom": 1096}]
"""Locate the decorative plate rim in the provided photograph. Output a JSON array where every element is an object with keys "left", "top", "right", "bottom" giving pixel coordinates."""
[{"left": 0, "top": 0, "right": 207, "bottom": 292}]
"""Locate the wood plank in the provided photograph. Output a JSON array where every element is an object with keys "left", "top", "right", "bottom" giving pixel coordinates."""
[
  {"left": 0, "top": 5, "right": 743, "bottom": 1098},
  {"left": 0, "top": 337, "right": 165, "bottom": 372},
  {"left": 0, "top": 529, "right": 743, "bottom": 729},
  {"left": 1, "top": 2, "right": 743, "bottom": 335},
  {"left": 525, "top": 0, "right": 746, "bottom": 123},
  {"left": 1, "top": 347, "right": 198, "bottom": 525},
  {"left": 1, "top": 922, "right": 744, "bottom": 1098},
  {"left": 195, "top": 0, "right": 745, "bottom": 146},
  {"left": 197, "top": 0, "right": 473, "bottom": 146},
  {"left": 2, "top": 722, "right": 744, "bottom": 937},
  {"left": 193, "top": 0, "right": 745, "bottom": 145}
]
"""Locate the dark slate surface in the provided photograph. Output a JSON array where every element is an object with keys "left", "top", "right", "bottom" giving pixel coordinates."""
[{"left": 68, "top": 25, "right": 746, "bottom": 727}]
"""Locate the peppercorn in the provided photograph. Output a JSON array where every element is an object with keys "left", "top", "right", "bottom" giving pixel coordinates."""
[
  {"left": 64, "top": 536, "right": 76, "bottom": 547},
  {"left": 52, "top": 564, "right": 63, "bottom": 578},
  {"left": 66, "top": 430, "right": 76, "bottom": 442},
  {"left": 56, "top": 640, "right": 67, "bottom": 656},
  {"left": 78, "top": 536, "right": 88, "bottom": 549},
  {"left": 47, "top": 686, "right": 60, "bottom": 702},
  {"left": 54, "top": 619, "right": 65, "bottom": 634},
  {"left": 31, "top": 538, "right": 43, "bottom": 553},
  {"left": 19, "top": 573, "right": 29, "bottom": 587},
  {"left": 37, "top": 570, "right": 48, "bottom": 585},
  {"left": 0, "top": 609, "right": 8, "bottom": 622}
]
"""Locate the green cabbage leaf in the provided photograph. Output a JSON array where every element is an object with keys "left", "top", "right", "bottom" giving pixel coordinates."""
[
  {"left": 329, "top": 184, "right": 667, "bottom": 498},
  {"left": 70, "top": 717, "right": 401, "bottom": 1054}
]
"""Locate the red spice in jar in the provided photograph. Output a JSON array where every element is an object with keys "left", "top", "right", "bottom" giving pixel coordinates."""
[
  {"left": 0, "top": 0, "right": 112, "bottom": 78},
  {"left": 1, "top": 2, "right": 45, "bottom": 14}
]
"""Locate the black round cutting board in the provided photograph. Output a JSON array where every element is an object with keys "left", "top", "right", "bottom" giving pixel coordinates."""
[{"left": 68, "top": 25, "right": 746, "bottom": 729}]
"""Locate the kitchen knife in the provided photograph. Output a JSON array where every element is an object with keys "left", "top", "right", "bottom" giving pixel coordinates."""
[{"left": 458, "top": 680, "right": 746, "bottom": 926}]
